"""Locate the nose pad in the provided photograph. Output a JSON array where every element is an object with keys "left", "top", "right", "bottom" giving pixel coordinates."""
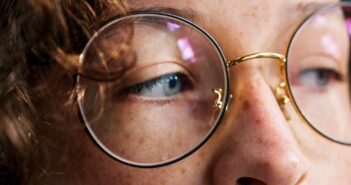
[
  {"left": 212, "top": 88, "right": 224, "bottom": 109},
  {"left": 212, "top": 88, "right": 233, "bottom": 110},
  {"left": 271, "top": 81, "right": 291, "bottom": 121}
]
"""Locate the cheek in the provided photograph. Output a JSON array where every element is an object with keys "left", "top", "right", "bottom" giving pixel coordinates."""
[
  {"left": 306, "top": 143, "right": 351, "bottom": 184},
  {"left": 290, "top": 84, "right": 351, "bottom": 141},
  {"left": 56, "top": 128, "right": 209, "bottom": 185},
  {"left": 79, "top": 97, "right": 216, "bottom": 165}
]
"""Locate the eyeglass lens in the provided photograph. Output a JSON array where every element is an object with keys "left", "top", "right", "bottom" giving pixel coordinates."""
[
  {"left": 287, "top": 4, "right": 351, "bottom": 144},
  {"left": 78, "top": 14, "right": 229, "bottom": 166}
]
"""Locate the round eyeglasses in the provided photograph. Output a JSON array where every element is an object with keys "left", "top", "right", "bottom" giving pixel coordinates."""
[{"left": 76, "top": 3, "right": 351, "bottom": 168}]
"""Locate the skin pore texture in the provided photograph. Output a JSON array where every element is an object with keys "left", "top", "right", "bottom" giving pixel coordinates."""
[{"left": 37, "top": 0, "right": 351, "bottom": 185}]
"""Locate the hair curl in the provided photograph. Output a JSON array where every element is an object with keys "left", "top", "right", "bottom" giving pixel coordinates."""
[{"left": 0, "top": 0, "right": 128, "bottom": 184}]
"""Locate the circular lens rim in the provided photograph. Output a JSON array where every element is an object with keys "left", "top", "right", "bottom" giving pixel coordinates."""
[
  {"left": 285, "top": 2, "right": 351, "bottom": 146},
  {"left": 76, "top": 11, "right": 231, "bottom": 168}
]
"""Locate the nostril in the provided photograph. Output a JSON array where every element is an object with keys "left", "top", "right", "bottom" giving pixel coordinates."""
[{"left": 237, "top": 177, "right": 266, "bottom": 185}]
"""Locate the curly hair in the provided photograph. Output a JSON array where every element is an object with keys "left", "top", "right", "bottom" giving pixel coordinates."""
[{"left": 0, "top": 0, "right": 128, "bottom": 184}]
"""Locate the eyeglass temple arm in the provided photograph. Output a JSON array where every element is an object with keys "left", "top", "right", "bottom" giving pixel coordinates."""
[{"left": 227, "top": 52, "right": 291, "bottom": 120}]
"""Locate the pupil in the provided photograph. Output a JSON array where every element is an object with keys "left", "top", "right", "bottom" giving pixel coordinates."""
[
  {"left": 317, "top": 71, "right": 327, "bottom": 86},
  {"left": 168, "top": 76, "right": 178, "bottom": 89}
]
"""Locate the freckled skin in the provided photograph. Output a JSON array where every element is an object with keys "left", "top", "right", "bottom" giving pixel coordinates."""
[{"left": 36, "top": 0, "right": 351, "bottom": 185}]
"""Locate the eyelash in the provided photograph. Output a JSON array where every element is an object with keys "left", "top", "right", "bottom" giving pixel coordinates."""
[
  {"left": 118, "top": 72, "right": 192, "bottom": 98},
  {"left": 297, "top": 67, "right": 344, "bottom": 91}
]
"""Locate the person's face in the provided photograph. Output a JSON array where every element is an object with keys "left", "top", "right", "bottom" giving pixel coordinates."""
[{"left": 40, "top": 0, "right": 351, "bottom": 184}]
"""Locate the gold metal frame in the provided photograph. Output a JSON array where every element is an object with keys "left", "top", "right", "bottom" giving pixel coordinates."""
[{"left": 228, "top": 52, "right": 286, "bottom": 67}]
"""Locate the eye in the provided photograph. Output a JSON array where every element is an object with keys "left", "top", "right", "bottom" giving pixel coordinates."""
[
  {"left": 298, "top": 68, "right": 342, "bottom": 90},
  {"left": 122, "top": 72, "right": 192, "bottom": 98}
]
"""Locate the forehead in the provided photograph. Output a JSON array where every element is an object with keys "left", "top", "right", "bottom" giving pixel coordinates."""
[
  {"left": 126, "top": 0, "right": 338, "bottom": 56},
  {"left": 126, "top": 0, "right": 337, "bottom": 23}
]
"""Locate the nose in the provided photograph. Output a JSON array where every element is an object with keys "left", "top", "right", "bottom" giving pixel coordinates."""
[{"left": 209, "top": 63, "right": 309, "bottom": 185}]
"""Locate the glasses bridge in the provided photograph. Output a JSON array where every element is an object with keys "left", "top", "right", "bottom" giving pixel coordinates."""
[{"left": 227, "top": 52, "right": 286, "bottom": 67}]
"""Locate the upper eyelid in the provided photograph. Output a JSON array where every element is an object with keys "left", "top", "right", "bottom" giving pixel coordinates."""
[
  {"left": 125, "top": 70, "right": 190, "bottom": 88},
  {"left": 122, "top": 72, "right": 188, "bottom": 95},
  {"left": 128, "top": 73, "right": 176, "bottom": 88}
]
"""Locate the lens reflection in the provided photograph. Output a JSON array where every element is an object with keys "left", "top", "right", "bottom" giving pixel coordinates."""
[
  {"left": 287, "top": 4, "right": 351, "bottom": 144},
  {"left": 78, "top": 13, "right": 228, "bottom": 166}
]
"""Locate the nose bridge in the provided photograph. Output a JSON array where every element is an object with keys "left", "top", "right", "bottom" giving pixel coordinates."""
[
  {"left": 227, "top": 52, "right": 292, "bottom": 120},
  {"left": 210, "top": 67, "right": 308, "bottom": 184}
]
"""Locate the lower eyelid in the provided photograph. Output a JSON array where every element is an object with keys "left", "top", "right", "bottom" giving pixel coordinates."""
[{"left": 122, "top": 94, "right": 177, "bottom": 105}]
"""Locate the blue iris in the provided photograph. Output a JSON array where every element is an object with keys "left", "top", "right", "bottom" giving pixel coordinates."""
[{"left": 124, "top": 72, "right": 189, "bottom": 97}]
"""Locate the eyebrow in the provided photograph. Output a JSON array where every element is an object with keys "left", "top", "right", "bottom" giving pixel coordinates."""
[
  {"left": 293, "top": 2, "right": 330, "bottom": 17},
  {"left": 127, "top": 5, "right": 205, "bottom": 23}
]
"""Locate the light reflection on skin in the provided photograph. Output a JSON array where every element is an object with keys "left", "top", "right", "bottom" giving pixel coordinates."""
[
  {"left": 177, "top": 38, "right": 196, "bottom": 62},
  {"left": 321, "top": 34, "right": 340, "bottom": 59}
]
